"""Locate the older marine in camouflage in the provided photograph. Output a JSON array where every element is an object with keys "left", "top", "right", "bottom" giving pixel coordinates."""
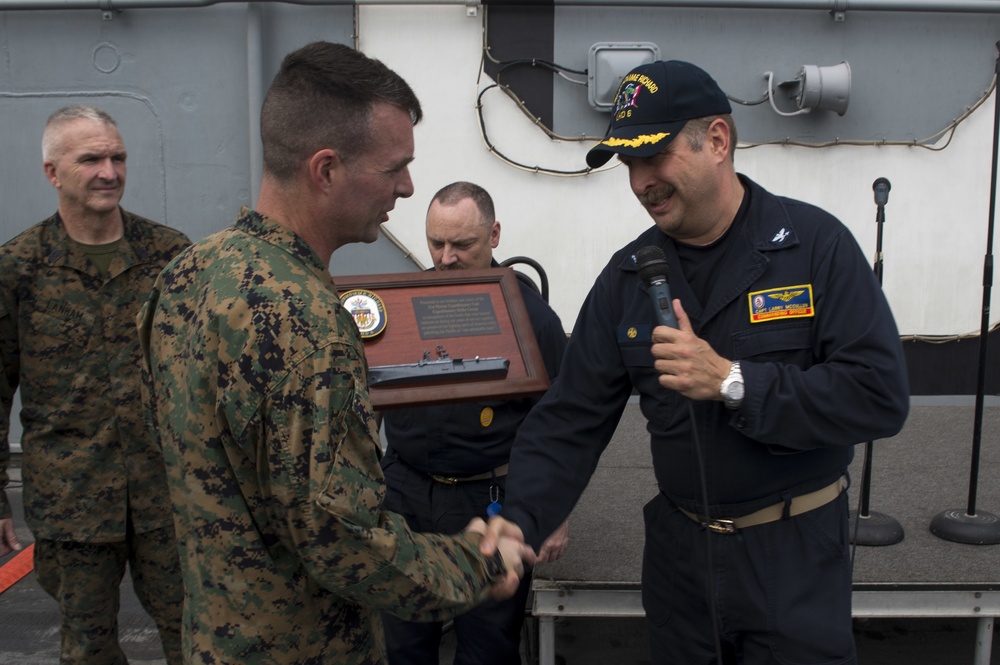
[
  {"left": 0, "top": 209, "right": 189, "bottom": 537},
  {"left": 139, "top": 207, "right": 509, "bottom": 664},
  {"left": 0, "top": 207, "right": 190, "bottom": 662}
]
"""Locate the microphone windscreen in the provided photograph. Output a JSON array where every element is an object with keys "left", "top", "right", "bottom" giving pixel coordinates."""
[
  {"left": 873, "top": 177, "right": 891, "bottom": 205},
  {"left": 635, "top": 245, "right": 670, "bottom": 286}
]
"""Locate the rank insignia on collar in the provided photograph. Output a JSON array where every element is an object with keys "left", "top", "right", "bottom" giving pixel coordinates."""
[
  {"left": 748, "top": 284, "right": 814, "bottom": 323},
  {"left": 771, "top": 227, "right": 792, "bottom": 244}
]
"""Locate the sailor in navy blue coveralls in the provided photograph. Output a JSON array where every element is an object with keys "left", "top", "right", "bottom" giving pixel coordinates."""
[
  {"left": 381, "top": 183, "right": 568, "bottom": 665},
  {"left": 493, "top": 61, "right": 909, "bottom": 665}
]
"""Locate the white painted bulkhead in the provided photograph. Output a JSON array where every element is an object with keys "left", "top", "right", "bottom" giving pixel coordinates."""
[
  {"left": 358, "top": 4, "right": 996, "bottom": 339},
  {"left": 0, "top": 2, "right": 998, "bottom": 454}
]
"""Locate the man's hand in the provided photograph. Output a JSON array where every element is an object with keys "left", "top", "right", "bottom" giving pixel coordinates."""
[
  {"left": 536, "top": 520, "right": 569, "bottom": 564},
  {"left": 489, "top": 534, "right": 535, "bottom": 600},
  {"left": 466, "top": 517, "right": 536, "bottom": 601},
  {"left": 0, "top": 518, "right": 21, "bottom": 556},
  {"left": 650, "top": 299, "right": 731, "bottom": 401},
  {"left": 478, "top": 514, "right": 524, "bottom": 557}
]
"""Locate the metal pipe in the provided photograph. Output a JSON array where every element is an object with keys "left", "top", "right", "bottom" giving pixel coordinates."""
[
  {"left": 246, "top": 2, "right": 263, "bottom": 207},
  {"left": 1, "top": 0, "right": 999, "bottom": 14},
  {"left": 554, "top": 0, "right": 1000, "bottom": 10}
]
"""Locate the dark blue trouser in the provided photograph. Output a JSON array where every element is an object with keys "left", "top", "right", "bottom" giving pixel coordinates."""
[
  {"left": 642, "top": 491, "right": 856, "bottom": 665},
  {"left": 381, "top": 454, "right": 530, "bottom": 665}
]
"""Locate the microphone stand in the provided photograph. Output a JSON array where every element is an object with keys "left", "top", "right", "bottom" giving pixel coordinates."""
[
  {"left": 929, "top": 41, "right": 1000, "bottom": 545},
  {"left": 849, "top": 177, "right": 904, "bottom": 546}
]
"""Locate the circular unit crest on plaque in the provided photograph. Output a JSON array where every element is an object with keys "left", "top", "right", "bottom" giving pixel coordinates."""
[{"left": 340, "top": 289, "right": 387, "bottom": 339}]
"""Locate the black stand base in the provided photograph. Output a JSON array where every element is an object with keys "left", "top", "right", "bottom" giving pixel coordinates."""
[
  {"left": 849, "top": 510, "right": 905, "bottom": 546},
  {"left": 930, "top": 509, "right": 1000, "bottom": 545}
]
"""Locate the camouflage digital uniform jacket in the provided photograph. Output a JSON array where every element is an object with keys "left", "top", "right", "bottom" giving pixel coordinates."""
[
  {"left": 138, "top": 208, "right": 503, "bottom": 665},
  {"left": 0, "top": 209, "right": 191, "bottom": 541}
]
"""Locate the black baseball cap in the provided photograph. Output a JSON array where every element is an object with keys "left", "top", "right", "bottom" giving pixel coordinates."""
[{"left": 586, "top": 60, "right": 732, "bottom": 169}]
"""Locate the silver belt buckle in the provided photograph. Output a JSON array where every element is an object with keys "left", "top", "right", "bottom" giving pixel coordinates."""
[{"left": 705, "top": 518, "right": 737, "bottom": 534}]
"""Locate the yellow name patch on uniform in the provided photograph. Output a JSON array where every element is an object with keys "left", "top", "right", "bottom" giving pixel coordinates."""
[
  {"left": 748, "top": 285, "right": 815, "bottom": 323},
  {"left": 480, "top": 407, "right": 494, "bottom": 427}
]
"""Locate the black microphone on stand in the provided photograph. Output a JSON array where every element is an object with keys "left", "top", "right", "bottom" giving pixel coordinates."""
[
  {"left": 872, "top": 177, "right": 889, "bottom": 284},
  {"left": 636, "top": 245, "right": 678, "bottom": 328},
  {"left": 929, "top": 41, "right": 1000, "bottom": 546},
  {"left": 849, "top": 177, "right": 904, "bottom": 546},
  {"left": 873, "top": 177, "right": 890, "bottom": 206}
]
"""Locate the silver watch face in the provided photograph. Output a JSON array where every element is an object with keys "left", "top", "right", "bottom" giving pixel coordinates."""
[{"left": 727, "top": 381, "right": 745, "bottom": 401}]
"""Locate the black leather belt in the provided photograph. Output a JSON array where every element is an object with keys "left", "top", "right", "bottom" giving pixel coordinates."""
[{"left": 429, "top": 463, "right": 509, "bottom": 485}]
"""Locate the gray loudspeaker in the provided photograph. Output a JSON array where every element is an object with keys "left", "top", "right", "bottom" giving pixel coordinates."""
[{"left": 796, "top": 62, "right": 851, "bottom": 115}]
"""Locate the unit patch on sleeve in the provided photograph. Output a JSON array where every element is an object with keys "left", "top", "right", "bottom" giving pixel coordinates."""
[{"left": 748, "top": 285, "right": 815, "bottom": 322}]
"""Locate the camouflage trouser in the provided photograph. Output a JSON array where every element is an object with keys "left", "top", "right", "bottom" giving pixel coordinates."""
[{"left": 33, "top": 524, "right": 183, "bottom": 665}]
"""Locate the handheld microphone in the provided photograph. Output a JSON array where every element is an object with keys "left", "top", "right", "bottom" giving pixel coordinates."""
[
  {"left": 635, "top": 245, "right": 678, "bottom": 328},
  {"left": 873, "top": 177, "right": 891, "bottom": 207},
  {"left": 637, "top": 245, "right": 719, "bottom": 660}
]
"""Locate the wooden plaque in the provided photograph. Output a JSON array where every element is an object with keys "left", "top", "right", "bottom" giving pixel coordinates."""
[{"left": 336, "top": 267, "right": 550, "bottom": 409}]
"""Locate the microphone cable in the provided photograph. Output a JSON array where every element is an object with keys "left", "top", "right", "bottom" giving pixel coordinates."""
[
  {"left": 849, "top": 447, "right": 868, "bottom": 572},
  {"left": 636, "top": 244, "right": 725, "bottom": 662},
  {"left": 687, "top": 397, "right": 726, "bottom": 664}
]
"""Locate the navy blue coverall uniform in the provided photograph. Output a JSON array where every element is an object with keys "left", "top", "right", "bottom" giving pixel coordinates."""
[
  {"left": 503, "top": 176, "right": 910, "bottom": 664},
  {"left": 381, "top": 267, "right": 567, "bottom": 665}
]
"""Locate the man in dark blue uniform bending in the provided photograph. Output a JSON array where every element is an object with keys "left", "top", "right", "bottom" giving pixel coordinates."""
[
  {"left": 381, "top": 181, "right": 568, "bottom": 665},
  {"left": 485, "top": 61, "right": 909, "bottom": 664}
]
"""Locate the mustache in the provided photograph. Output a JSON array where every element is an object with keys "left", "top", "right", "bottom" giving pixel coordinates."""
[{"left": 640, "top": 185, "right": 674, "bottom": 207}]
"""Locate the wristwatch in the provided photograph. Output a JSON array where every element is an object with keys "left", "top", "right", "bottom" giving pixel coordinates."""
[{"left": 719, "top": 361, "right": 744, "bottom": 410}]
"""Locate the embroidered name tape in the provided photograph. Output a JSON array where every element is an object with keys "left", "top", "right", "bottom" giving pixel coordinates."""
[{"left": 748, "top": 284, "right": 815, "bottom": 323}]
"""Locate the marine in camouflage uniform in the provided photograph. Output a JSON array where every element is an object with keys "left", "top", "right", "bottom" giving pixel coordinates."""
[
  {"left": 0, "top": 105, "right": 190, "bottom": 665},
  {"left": 139, "top": 208, "right": 512, "bottom": 664},
  {"left": 137, "top": 42, "right": 528, "bottom": 665}
]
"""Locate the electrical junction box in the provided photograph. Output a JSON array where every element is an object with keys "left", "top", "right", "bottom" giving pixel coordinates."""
[{"left": 588, "top": 42, "right": 661, "bottom": 111}]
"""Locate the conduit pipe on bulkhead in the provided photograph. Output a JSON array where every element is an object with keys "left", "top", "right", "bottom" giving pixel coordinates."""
[
  {"left": 246, "top": 1, "right": 263, "bottom": 207},
  {"left": 0, "top": 0, "right": 1000, "bottom": 14}
]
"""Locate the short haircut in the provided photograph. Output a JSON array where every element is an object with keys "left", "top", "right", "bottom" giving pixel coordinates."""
[
  {"left": 680, "top": 114, "right": 738, "bottom": 163},
  {"left": 260, "top": 41, "right": 422, "bottom": 181},
  {"left": 42, "top": 105, "right": 118, "bottom": 161},
  {"left": 430, "top": 181, "right": 495, "bottom": 227}
]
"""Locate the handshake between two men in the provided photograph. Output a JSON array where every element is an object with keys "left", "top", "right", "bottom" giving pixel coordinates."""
[{"left": 470, "top": 515, "right": 540, "bottom": 601}]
